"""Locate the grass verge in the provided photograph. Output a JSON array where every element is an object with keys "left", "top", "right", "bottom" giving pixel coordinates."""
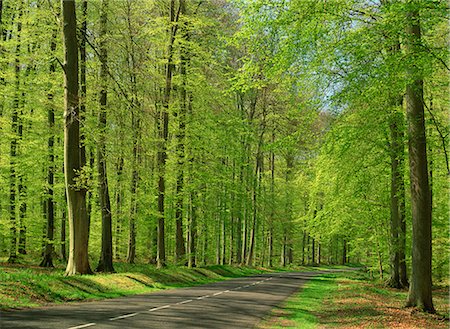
[
  {"left": 258, "top": 273, "right": 339, "bottom": 329},
  {"left": 259, "top": 270, "right": 449, "bottom": 329}
]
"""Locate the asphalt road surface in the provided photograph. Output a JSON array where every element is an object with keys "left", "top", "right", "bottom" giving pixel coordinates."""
[{"left": 1, "top": 271, "right": 327, "bottom": 329}]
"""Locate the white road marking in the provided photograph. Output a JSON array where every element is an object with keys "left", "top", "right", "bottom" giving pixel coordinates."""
[
  {"left": 109, "top": 313, "right": 138, "bottom": 321},
  {"left": 213, "top": 291, "right": 223, "bottom": 296},
  {"left": 148, "top": 305, "right": 171, "bottom": 312},
  {"left": 197, "top": 295, "right": 210, "bottom": 300},
  {"left": 67, "top": 324, "right": 96, "bottom": 329},
  {"left": 176, "top": 299, "right": 193, "bottom": 305},
  {"left": 234, "top": 286, "right": 242, "bottom": 290},
  {"left": 223, "top": 290, "right": 230, "bottom": 293}
]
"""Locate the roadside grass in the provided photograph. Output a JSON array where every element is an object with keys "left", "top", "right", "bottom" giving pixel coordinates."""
[
  {"left": 259, "top": 270, "right": 449, "bottom": 329},
  {"left": 258, "top": 273, "right": 339, "bottom": 329},
  {"left": 0, "top": 261, "right": 280, "bottom": 310}
]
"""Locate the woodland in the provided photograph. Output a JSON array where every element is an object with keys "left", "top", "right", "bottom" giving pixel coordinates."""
[{"left": 0, "top": 0, "right": 448, "bottom": 315}]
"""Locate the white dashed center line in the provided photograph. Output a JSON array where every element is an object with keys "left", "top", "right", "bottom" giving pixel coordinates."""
[
  {"left": 67, "top": 323, "right": 96, "bottom": 329},
  {"left": 148, "top": 305, "right": 171, "bottom": 312},
  {"left": 67, "top": 277, "right": 276, "bottom": 329},
  {"left": 197, "top": 295, "right": 210, "bottom": 300},
  {"left": 109, "top": 313, "right": 138, "bottom": 321},
  {"left": 176, "top": 299, "right": 193, "bottom": 305}
]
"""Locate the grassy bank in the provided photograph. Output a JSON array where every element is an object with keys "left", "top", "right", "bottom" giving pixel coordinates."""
[
  {"left": 0, "top": 262, "right": 279, "bottom": 310},
  {"left": 259, "top": 270, "right": 449, "bottom": 329}
]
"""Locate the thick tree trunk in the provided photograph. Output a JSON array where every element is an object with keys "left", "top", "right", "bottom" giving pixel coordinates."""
[
  {"left": 96, "top": 0, "right": 114, "bottom": 273},
  {"left": 63, "top": 0, "right": 92, "bottom": 276},
  {"left": 404, "top": 6, "right": 434, "bottom": 313}
]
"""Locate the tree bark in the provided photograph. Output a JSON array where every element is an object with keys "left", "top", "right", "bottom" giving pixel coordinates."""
[
  {"left": 96, "top": 0, "right": 114, "bottom": 273},
  {"left": 63, "top": 0, "right": 92, "bottom": 276},
  {"left": 175, "top": 0, "right": 187, "bottom": 264},
  {"left": 40, "top": 31, "right": 57, "bottom": 268},
  {"left": 114, "top": 157, "right": 124, "bottom": 260},
  {"left": 404, "top": 4, "right": 434, "bottom": 313},
  {"left": 187, "top": 191, "right": 197, "bottom": 268},
  {"left": 7, "top": 3, "right": 22, "bottom": 264},
  {"left": 157, "top": 0, "right": 179, "bottom": 268},
  {"left": 125, "top": 0, "right": 141, "bottom": 265}
]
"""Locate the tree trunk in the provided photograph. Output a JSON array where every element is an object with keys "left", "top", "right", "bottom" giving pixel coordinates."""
[
  {"left": 40, "top": 32, "right": 57, "bottom": 268},
  {"left": 404, "top": 5, "right": 434, "bottom": 313},
  {"left": 341, "top": 239, "right": 347, "bottom": 265},
  {"left": 157, "top": 0, "right": 179, "bottom": 268},
  {"left": 126, "top": 0, "right": 141, "bottom": 265},
  {"left": 174, "top": 0, "right": 188, "bottom": 265},
  {"left": 268, "top": 131, "right": 275, "bottom": 267},
  {"left": 61, "top": 197, "right": 67, "bottom": 262},
  {"left": 96, "top": 0, "right": 114, "bottom": 273},
  {"left": 127, "top": 120, "right": 139, "bottom": 264},
  {"left": 63, "top": 0, "right": 92, "bottom": 276},
  {"left": 187, "top": 191, "right": 197, "bottom": 268},
  {"left": 302, "top": 230, "right": 306, "bottom": 265},
  {"left": 7, "top": 2, "right": 22, "bottom": 264},
  {"left": 312, "top": 237, "right": 315, "bottom": 264},
  {"left": 114, "top": 157, "right": 124, "bottom": 260}
]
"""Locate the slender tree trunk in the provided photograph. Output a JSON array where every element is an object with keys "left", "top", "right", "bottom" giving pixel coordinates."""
[
  {"left": 63, "top": 0, "right": 92, "bottom": 275},
  {"left": 61, "top": 196, "right": 67, "bottom": 261},
  {"left": 302, "top": 230, "right": 306, "bottom": 265},
  {"left": 187, "top": 191, "right": 197, "bottom": 268},
  {"left": 281, "top": 228, "right": 287, "bottom": 267},
  {"left": 268, "top": 131, "right": 275, "bottom": 267},
  {"left": 404, "top": 5, "right": 434, "bottom": 312},
  {"left": 40, "top": 32, "right": 57, "bottom": 267},
  {"left": 157, "top": 0, "right": 179, "bottom": 268},
  {"left": 114, "top": 157, "right": 124, "bottom": 260},
  {"left": 127, "top": 113, "right": 139, "bottom": 264},
  {"left": 7, "top": 3, "right": 22, "bottom": 264},
  {"left": 318, "top": 243, "right": 321, "bottom": 265},
  {"left": 312, "top": 237, "right": 316, "bottom": 264},
  {"left": 247, "top": 141, "right": 263, "bottom": 266},
  {"left": 341, "top": 238, "right": 347, "bottom": 265},
  {"left": 174, "top": 0, "right": 188, "bottom": 265},
  {"left": 96, "top": 0, "right": 114, "bottom": 273},
  {"left": 125, "top": 0, "right": 141, "bottom": 265}
]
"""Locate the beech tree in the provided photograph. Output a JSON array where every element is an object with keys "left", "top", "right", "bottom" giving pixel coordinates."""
[
  {"left": 404, "top": 2, "right": 433, "bottom": 312},
  {"left": 62, "top": 0, "right": 92, "bottom": 276}
]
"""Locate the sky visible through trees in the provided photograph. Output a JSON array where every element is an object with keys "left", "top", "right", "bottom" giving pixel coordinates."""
[{"left": 0, "top": 0, "right": 448, "bottom": 313}]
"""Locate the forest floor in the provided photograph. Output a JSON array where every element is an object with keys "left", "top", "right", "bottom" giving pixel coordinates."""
[
  {"left": 0, "top": 260, "right": 328, "bottom": 310},
  {"left": 259, "top": 270, "right": 449, "bottom": 329}
]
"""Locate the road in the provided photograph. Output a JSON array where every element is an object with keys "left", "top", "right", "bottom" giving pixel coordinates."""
[{"left": 1, "top": 271, "right": 325, "bottom": 329}]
